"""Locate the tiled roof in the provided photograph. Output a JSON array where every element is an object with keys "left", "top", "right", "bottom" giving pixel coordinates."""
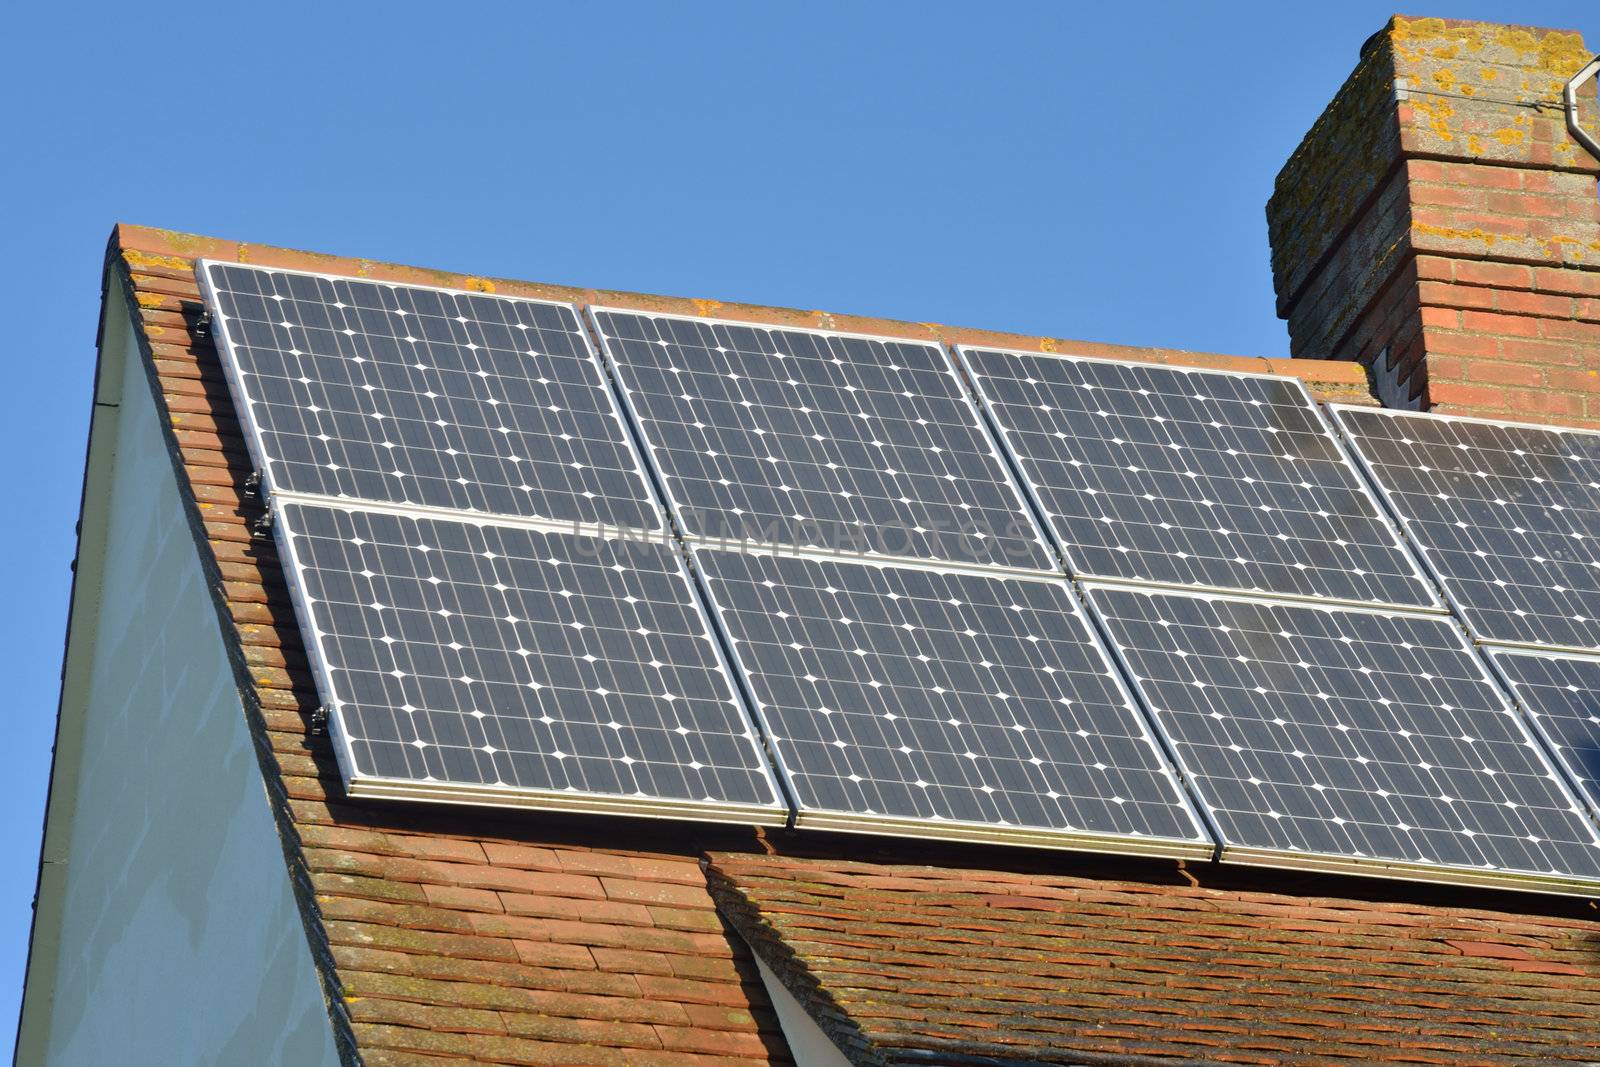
[
  {"left": 106, "top": 220, "right": 1584, "bottom": 1067},
  {"left": 708, "top": 852, "right": 1600, "bottom": 1066}
]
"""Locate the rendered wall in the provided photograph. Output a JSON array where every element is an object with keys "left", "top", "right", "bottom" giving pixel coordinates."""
[{"left": 28, "top": 306, "right": 338, "bottom": 1065}]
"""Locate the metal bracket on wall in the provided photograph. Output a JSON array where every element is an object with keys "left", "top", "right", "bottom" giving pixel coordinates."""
[{"left": 1565, "top": 55, "right": 1600, "bottom": 162}]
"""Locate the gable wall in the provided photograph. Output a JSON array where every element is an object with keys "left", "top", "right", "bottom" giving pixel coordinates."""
[{"left": 16, "top": 290, "right": 339, "bottom": 1066}]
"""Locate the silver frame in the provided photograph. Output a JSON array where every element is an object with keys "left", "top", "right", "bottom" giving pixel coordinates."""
[
  {"left": 269, "top": 494, "right": 790, "bottom": 825},
  {"left": 586, "top": 305, "right": 1064, "bottom": 579},
  {"left": 1327, "top": 402, "right": 1600, "bottom": 657},
  {"left": 953, "top": 345, "right": 1448, "bottom": 614},
  {"left": 1080, "top": 579, "right": 1600, "bottom": 897},
  {"left": 194, "top": 259, "right": 670, "bottom": 538},
  {"left": 686, "top": 542, "right": 1218, "bottom": 860}
]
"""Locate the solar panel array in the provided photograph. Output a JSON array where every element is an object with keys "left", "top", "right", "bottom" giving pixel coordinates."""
[
  {"left": 963, "top": 349, "right": 1438, "bottom": 608},
  {"left": 593, "top": 310, "right": 1056, "bottom": 572},
  {"left": 200, "top": 260, "right": 1600, "bottom": 893},
  {"left": 1086, "top": 585, "right": 1600, "bottom": 885},
  {"left": 1332, "top": 406, "right": 1600, "bottom": 653},
  {"left": 696, "top": 548, "right": 1209, "bottom": 853}
]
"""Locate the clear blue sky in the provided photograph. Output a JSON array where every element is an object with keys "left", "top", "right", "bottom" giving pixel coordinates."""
[{"left": 4, "top": 1, "right": 1595, "bottom": 1053}]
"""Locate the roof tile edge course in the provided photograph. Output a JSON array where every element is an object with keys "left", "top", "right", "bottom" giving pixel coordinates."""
[
  {"left": 112, "top": 222, "right": 1375, "bottom": 398},
  {"left": 108, "top": 230, "right": 801, "bottom": 1066}
]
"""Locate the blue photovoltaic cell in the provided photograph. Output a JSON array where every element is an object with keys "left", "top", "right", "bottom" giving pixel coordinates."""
[
  {"left": 277, "top": 500, "right": 784, "bottom": 821},
  {"left": 593, "top": 309, "right": 1057, "bottom": 571},
  {"left": 201, "top": 261, "right": 661, "bottom": 531},
  {"left": 965, "top": 349, "right": 1438, "bottom": 608},
  {"left": 1085, "top": 584, "right": 1600, "bottom": 888}
]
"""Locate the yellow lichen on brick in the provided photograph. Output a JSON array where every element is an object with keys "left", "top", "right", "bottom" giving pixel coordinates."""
[
  {"left": 1410, "top": 98, "right": 1455, "bottom": 141},
  {"left": 1391, "top": 16, "right": 1448, "bottom": 43},
  {"left": 1537, "top": 30, "right": 1590, "bottom": 74},
  {"left": 1039, "top": 338, "right": 1058, "bottom": 353},
  {"left": 1481, "top": 68, "right": 1500, "bottom": 82},
  {"left": 1492, "top": 126, "right": 1527, "bottom": 146},
  {"left": 135, "top": 292, "right": 164, "bottom": 308},
  {"left": 690, "top": 298, "right": 723, "bottom": 317},
  {"left": 463, "top": 277, "right": 496, "bottom": 293},
  {"left": 1432, "top": 69, "right": 1457, "bottom": 92},
  {"left": 1412, "top": 222, "right": 1501, "bottom": 246},
  {"left": 122, "top": 249, "right": 192, "bottom": 272}
]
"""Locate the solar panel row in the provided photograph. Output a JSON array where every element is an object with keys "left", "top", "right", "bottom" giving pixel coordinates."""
[{"left": 200, "top": 260, "right": 1600, "bottom": 894}]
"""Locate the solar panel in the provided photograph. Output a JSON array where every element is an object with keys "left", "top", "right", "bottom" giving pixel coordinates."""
[
  {"left": 1332, "top": 405, "right": 1600, "bottom": 653},
  {"left": 275, "top": 500, "right": 786, "bottom": 822},
  {"left": 592, "top": 309, "right": 1057, "bottom": 572},
  {"left": 1489, "top": 649, "right": 1600, "bottom": 818},
  {"left": 199, "top": 262, "right": 661, "bottom": 532},
  {"left": 693, "top": 547, "right": 1213, "bottom": 856},
  {"left": 962, "top": 349, "right": 1440, "bottom": 609},
  {"left": 1084, "top": 583, "right": 1600, "bottom": 892}
]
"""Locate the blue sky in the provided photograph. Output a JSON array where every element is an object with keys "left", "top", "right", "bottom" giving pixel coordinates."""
[{"left": 4, "top": 1, "right": 1595, "bottom": 1053}]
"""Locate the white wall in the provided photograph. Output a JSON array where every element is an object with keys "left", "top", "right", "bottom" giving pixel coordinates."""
[{"left": 21, "top": 298, "right": 339, "bottom": 1066}]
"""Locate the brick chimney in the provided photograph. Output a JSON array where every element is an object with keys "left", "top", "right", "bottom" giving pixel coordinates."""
[{"left": 1267, "top": 16, "right": 1600, "bottom": 425}]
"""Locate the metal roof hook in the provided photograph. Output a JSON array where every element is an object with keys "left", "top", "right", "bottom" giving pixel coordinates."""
[{"left": 1564, "top": 54, "right": 1600, "bottom": 163}]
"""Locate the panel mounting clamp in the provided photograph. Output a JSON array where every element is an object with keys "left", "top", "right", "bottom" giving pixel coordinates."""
[{"left": 1564, "top": 55, "right": 1600, "bottom": 163}]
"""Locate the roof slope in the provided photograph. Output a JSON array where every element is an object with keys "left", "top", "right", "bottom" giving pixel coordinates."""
[
  {"left": 99, "top": 221, "right": 1594, "bottom": 1067},
  {"left": 709, "top": 852, "right": 1600, "bottom": 1065}
]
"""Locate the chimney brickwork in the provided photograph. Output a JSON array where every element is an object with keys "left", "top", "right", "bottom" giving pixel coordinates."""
[{"left": 1267, "top": 16, "right": 1600, "bottom": 426}]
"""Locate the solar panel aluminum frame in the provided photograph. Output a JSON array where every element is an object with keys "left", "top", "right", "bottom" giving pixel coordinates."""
[
  {"left": 195, "top": 260, "right": 669, "bottom": 540},
  {"left": 957, "top": 346, "right": 1448, "bottom": 614},
  {"left": 1483, "top": 646, "right": 1600, "bottom": 826},
  {"left": 1080, "top": 580, "right": 1600, "bottom": 896},
  {"left": 269, "top": 494, "right": 791, "bottom": 826},
  {"left": 1328, "top": 402, "right": 1600, "bottom": 656},
  {"left": 688, "top": 546, "right": 1218, "bottom": 860},
  {"left": 589, "top": 306, "right": 1064, "bottom": 578}
]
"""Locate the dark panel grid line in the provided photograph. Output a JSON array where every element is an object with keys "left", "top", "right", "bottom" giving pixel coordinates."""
[
  {"left": 592, "top": 308, "right": 1058, "bottom": 573},
  {"left": 1084, "top": 583, "right": 1600, "bottom": 892},
  {"left": 694, "top": 547, "right": 1214, "bottom": 856},
  {"left": 1332, "top": 404, "right": 1600, "bottom": 653},
  {"left": 963, "top": 347, "right": 1442, "bottom": 610},
  {"left": 274, "top": 500, "right": 786, "bottom": 822},
  {"left": 199, "top": 261, "right": 663, "bottom": 533},
  {"left": 1489, "top": 648, "right": 1600, "bottom": 824}
]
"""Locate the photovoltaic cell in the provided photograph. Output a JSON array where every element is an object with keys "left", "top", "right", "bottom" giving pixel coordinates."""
[
  {"left": 593, "top": 309, "right": 1056, "bottom": 571},
  {"left": 964, "top": 349, "right": 1439, "bottom": 608},
  {"left": 1333, "top": 406, "right": 1600, "bottom": 652},
  {"left": 277, "top": 501, "right": 784, "bottom": 821},
  {"left": 1490, "top": 649, "right": 1600, "bottom": 817},
  {"left": 1085, "top": 584, "right": 1600, "bottom": 889},
  {"left": 200, "top": 262, "right": 661, "bottom": 532},
  {"left": 695, "top": 548, "right": 1211, "bottom": 854}
]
